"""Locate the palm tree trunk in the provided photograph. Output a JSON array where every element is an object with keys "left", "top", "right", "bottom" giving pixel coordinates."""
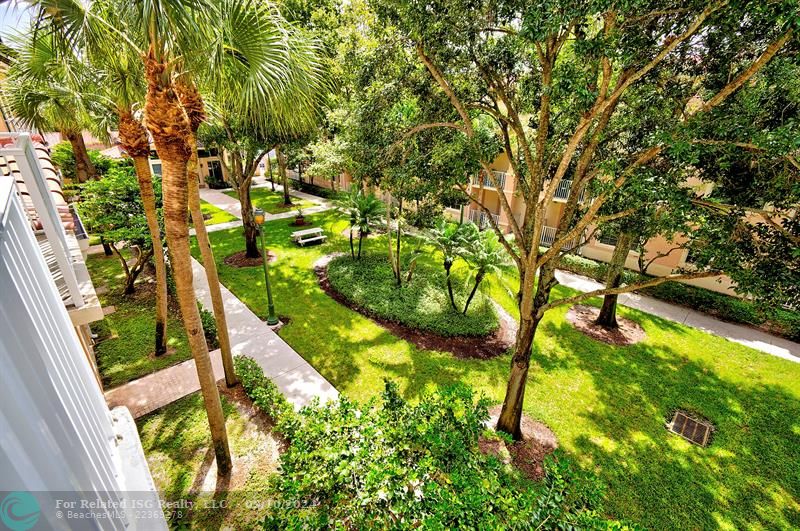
[
  {"left": 64, "top": 130, "right": 97, "bottom": 182},
  {"left": 358, "top": 231, "right": 364, "bottom": 259},
  {"left": 444, "top": 260, "right": 457, "bottom": 311},
  {"left": 188, "top": 137, "right": 238, "bottom": 387},
  {"left": 144, "top": 52, "right": 231, "bottom": 473},
  {"left": 395, "top": 198, "right": 402, "bottom": 286},
  {"left": 349, "top": 227, "right": 355, "bottom": 259},
  {"left": 132, "top": 156, "right": 169, "bottom": 355},
  {"left": 463, "top": 271, "right": 484, "bottom": 314},
  {"left": 277, "top": 146, "right": 292, "bottom": 206},
  {"left": 267, "top": 155, "right": 275, "bottom": 191},
  {"left": 596, "top": 231, "right": 634, "bottom": 329}
]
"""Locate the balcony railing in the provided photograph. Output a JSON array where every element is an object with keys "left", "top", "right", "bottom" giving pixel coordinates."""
[
  {"left": 553, "top": 179, "right": 586, "bottom": 202},
  {"left": 471, "top": 170, "right": 507, "bottom": 190},
  {"left": 539, "top": 225, "right": 582, "bottom": 251},
  {"left": 468, "top": 209, "right": 500, "bottom": 229}
]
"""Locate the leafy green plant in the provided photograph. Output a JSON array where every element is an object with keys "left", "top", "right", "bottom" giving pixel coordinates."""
[
  {"left": 264, "top": 380, "right": 624, "bottom": 529},
  {"left": 51, "top": 140, "right": 112, "bottom": 181},
  {"left": 197, "top": 302, "right": 218, "bottom": 350},
  {"left": 458, "top": 223, "right": 508, "bottom": 314},
  {"left": 326, "top": 254, "right": 498, "bottom": 337},
  {"left": 233, "top": 355, "right": 294, "bottom": 426}
]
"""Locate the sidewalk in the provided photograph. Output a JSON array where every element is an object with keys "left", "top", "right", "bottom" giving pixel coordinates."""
[
  {"left": 556, "top": 270, "right": 800, "bottom": 363},
  {"left": 105, "top": 257, "right": 338, "bottom": 418}
]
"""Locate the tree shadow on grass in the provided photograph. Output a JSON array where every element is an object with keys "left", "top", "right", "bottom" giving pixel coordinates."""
[{"left": 541, "top": 319, "right": 800, "bottom": 530}]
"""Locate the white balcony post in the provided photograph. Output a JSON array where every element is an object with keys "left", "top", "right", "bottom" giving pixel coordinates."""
[{"left": 1, "top": 133, "right": 84, "bottom": 307}]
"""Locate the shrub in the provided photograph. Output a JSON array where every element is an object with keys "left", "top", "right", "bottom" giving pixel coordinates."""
[
  {"left": 326, "top": 254, "right": 499, "bottom": 337},
  {"left": 234, "top": 356, "right": 295, "bottom": 427},
  {"left": 197, "top": 302, "right": 218, "bottom": 349},
  {"left": 51, "top": 141, "right": 112, "bottom": 181},
  {"left": 264, "top": 380, "right": 625, "bottom": 529}
]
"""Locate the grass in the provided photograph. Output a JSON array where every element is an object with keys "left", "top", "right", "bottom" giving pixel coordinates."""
[
  {"left": 192, "top": 211, "right": 800, "bottom": 530},
  {"left": 198, "top": 199, "right": 238, "bottom": 226},
  {"left": 224, "top": 187, "right": 315, "bottom": 214},
  {"left": 327, "top": 253, "right": 498, "bottom": 336},
  {"left": 86, "top": 252, "right": 192, "bottom": 388},
  {"left": 137, "top": 389, "right": 281, "bottom": 530}
]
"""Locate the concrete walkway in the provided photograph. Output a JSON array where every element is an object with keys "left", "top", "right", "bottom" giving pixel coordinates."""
[
  {"left": 105, "top": 257, "right": 338, "bottom": 418},
  {"left": 199, "top": 182, "right": 332, "bottom": 223},
  {"left": 556, "top": 270, "right": 800, "bottom": 363}
]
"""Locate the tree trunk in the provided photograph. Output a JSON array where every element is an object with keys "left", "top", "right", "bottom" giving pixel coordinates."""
[
  {"left": 64, "top": 131, "right": 97, "bottom": 182},
  {"left": 132, "top": 156, "right": 169, "bottom": 355},
  {"left": 444, "top": 260, "right": 457, "bottom": 310},
  {"left": 144, "top": 53, "right": 231, "bottom": 474},
  {"left": 188, "top": 138, "right": 238, "bottom": 387},
  {"left": 496, "top": 265, "right": 556, "bottom": 440},
  {"left": 119, "top": 110, "right": 168, "bottom": 355},
  {"left": 463, "top": 271, "right": 484, "bottom": 314},
  {"left": 349, "top": 227, "right": 355, "bottom": 259},
  {"left": 358, "top": 231, "right": 364, "bottom": 259},
  {"left": 277, "top": 146, "right": 291, "bottom": 206},
  {"left": 595, "top": 231, "right": 634, "bottom": 329},
  {"left": 395, "top": 198, "right": 403, "bottom": 286},
  {"left": 100, "top": 237, "right": 112, "bottom": 256},
  {"left": 267, "top": 155, "right": 275, "bottom": 191}
]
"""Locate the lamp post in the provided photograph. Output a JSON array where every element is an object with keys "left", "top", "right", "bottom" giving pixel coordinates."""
[{"left": 254, "top": 208, "right": 279, "bottom": 325}]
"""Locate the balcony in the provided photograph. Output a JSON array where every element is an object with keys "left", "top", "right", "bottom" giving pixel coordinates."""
[
  {"left": 553, "top": 179, "right": 587, "bottom": 202},
  {"left": 468, "top": 208, "right": 500, "bottom": 229},
  {"left": 471, "top": 170, "right": 508, "bottom": 190},
  {"left": 539, "top": 225, "right": 582, "bottom": 251}
]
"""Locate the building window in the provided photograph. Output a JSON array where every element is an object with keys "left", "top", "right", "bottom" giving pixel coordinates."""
[
  {"left": 151, "top": 162, "right": 162, "bottom": 176},
  {"left": 208, "top": 160, "right": 223, "bottom": 182},
  {"left": 598, "top": 232, "right": 618, "bottom": 246}
]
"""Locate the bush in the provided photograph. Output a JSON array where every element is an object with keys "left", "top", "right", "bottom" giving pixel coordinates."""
[
  {"left": 326, "top": 254, "right": 499, "bottom": 337},
  {"left": 197, "top": 302, "right": 218, "bottom": 349},
  {"left": 234, "top": 356, "right": 295, "bottom": 426},
  {"left": 555, "top": 252, "right": 800, "bottom": 341},
  {"left": 204, "top": 168, "right": 227, "bottom": 189},
  {"left": 51, "top": 141, "right": 112, "bottom": 181},
  {"left": 264, "top": 380, "right": 625, "bottom": 529},
  {"left": 293, "top": 179, "right": 343, "bottom": 200}
]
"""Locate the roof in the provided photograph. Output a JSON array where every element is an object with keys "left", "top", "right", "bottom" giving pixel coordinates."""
[{"left": 0, "top": 135, "right": 73, "bottom": 231}]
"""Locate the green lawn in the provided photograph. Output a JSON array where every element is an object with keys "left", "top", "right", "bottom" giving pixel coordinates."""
[
  {"left": 198, "top": 199, "right": 238, "bottom": 225},
  {"left": 193, "top": 212, "right": 800, "bottom": 530},
  {"left": 87, "top": 253, "right": 192, "bottom": 388},
  {"left": 224, "top": 187, "right": 315, "bottom": 214},
  {"left": 137, "top": 390, "right": 280, "bottom": 529}
]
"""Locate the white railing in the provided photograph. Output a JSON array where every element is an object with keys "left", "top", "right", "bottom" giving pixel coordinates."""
[
  {"left": 469, "top": 209, "right": 500, "bottom": 229},
  {"left": 553, "top": 179, "right": 587, "bottom": 202},
  {"left": 0, "top": 133, "right": 84, "bottom": 307},
  {"left": 471, "top": 170, "right": 507, "bottom": 190},
  {"left": 539, "top": 225, "right": 582, "bottom": 250}
]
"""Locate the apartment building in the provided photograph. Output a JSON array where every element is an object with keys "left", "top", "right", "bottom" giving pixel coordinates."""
[{"left": 0, "top": 133, "right": 166, "bottom": 529}]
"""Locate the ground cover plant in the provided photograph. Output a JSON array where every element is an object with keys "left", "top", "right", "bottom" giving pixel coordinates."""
[
  {"left": 137, "top": 388, "right": 281, "bottom": 529},
  {"left": 326, "top": 254, "right": 498, "bottom": 337},
  {"left": 86, "top": 253, "right": 191, "bottom": 387},
  {"left": 224, "top": 187, "right": 314, "bottom": 214},
  {"left": 194, "top": 211, "right": 800, "bottom": 529}
]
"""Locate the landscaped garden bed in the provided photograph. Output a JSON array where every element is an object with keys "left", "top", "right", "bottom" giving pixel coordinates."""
[{"left": 320, "top": 253, "right": 513, "bottom": 358}]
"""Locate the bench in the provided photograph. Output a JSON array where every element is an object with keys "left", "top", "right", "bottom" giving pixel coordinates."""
[
  {"left": 291, "top": 227, "right": 323, "bottom": 241},
  {"left": 297, "top": 234, "right": 327, "bottom": 247}
]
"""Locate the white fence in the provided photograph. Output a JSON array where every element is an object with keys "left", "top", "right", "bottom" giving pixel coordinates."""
[
  {"left": 471, "top": 170, "right": 508, "bottom": 190},
  {"left": 468, "top": 209, "right": 500, "bottom": 229},
  {"left": 539, "top": 225, "right": 582, "bottom": 250}
]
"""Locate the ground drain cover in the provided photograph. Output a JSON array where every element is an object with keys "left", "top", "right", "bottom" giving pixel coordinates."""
[{"left": 668, "top": 411, "right": 712, "bottom": 447}]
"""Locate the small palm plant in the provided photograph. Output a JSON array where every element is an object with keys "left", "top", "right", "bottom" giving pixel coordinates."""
[
  {"left": 428, "top": 219, "right": 470, "bottom": 310},
  {"left": 459, "top": 223, "right": 508, "bottom": 314},
  {"left": 336, "top": 190, "right": 386, "bottom": 259}
]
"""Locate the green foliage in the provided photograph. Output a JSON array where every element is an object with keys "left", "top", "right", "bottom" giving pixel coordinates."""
[
  {"left": 203, "top": 167, "right": 227, "bottom": 189},
  {"left": 264, "top": 380, "right": 620, "bottom": 529},
  {"left": 51, "top": 141, "right": 112, "bottom": 181},
  {"left": 556, "top": 253, "right": 800, "bottom": 341},
  {"left": 234, "top": 355, "right": 295, "bottom": 426},
  {"left": 78, "top": 163, "right": 158, "bottom": 249},
  {"left": 326, "top": 254, "right": 498, "bottom": 336},
  {"left": 197, "top": 302, "right": 218, "bottom": 350}
]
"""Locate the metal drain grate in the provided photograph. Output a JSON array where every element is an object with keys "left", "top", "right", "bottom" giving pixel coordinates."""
[{"left": 668, "top": 411, "right": 712, "bottom": 446}]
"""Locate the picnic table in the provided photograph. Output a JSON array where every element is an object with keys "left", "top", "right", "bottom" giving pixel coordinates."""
[{"left": 291, "top": 227, "right": 327, "bottom": 247}]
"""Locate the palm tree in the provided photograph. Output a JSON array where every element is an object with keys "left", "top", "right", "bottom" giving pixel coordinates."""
[
  {"left": 3, "top": 31, "right": 99, "bottom": 182},
  {"left": 459, "top": 224, "right": 507, "bottom": 314},
  {"left": 428, "top": 219, "right": 468, "bottom": 311},
  {"left": 336, "top": 190, "right": 386, "bottom": 259}
]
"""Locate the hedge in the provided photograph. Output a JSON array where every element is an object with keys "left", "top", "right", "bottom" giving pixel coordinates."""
[
  {"left": 556, "top": 254, "right": 800, "bottom": 341},
  {"left": 234, "top": 355, "right": 296, "bottom": 431}
]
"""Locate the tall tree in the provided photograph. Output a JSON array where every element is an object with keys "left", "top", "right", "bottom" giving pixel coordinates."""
[{"left": 372, "top": 0, "right": 799, "bottom": 438}]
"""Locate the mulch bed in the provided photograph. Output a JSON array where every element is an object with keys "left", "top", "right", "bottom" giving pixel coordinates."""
[
  {"left": 483, "top": 405, "right": 559, "bottom": 481},
  {"left": 224, "top": 250, "right": 277, "bottom": 268},
  {"left": 313, "top": 254, "right": 516, "bottom": 359},
  {"left": 566, "top": 304, "right": 646, "bottom": 346}
]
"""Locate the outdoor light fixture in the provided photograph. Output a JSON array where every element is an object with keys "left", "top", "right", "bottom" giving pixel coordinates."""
[{"left": 254, "top": 207, "right": 279, "bottom": 325}]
